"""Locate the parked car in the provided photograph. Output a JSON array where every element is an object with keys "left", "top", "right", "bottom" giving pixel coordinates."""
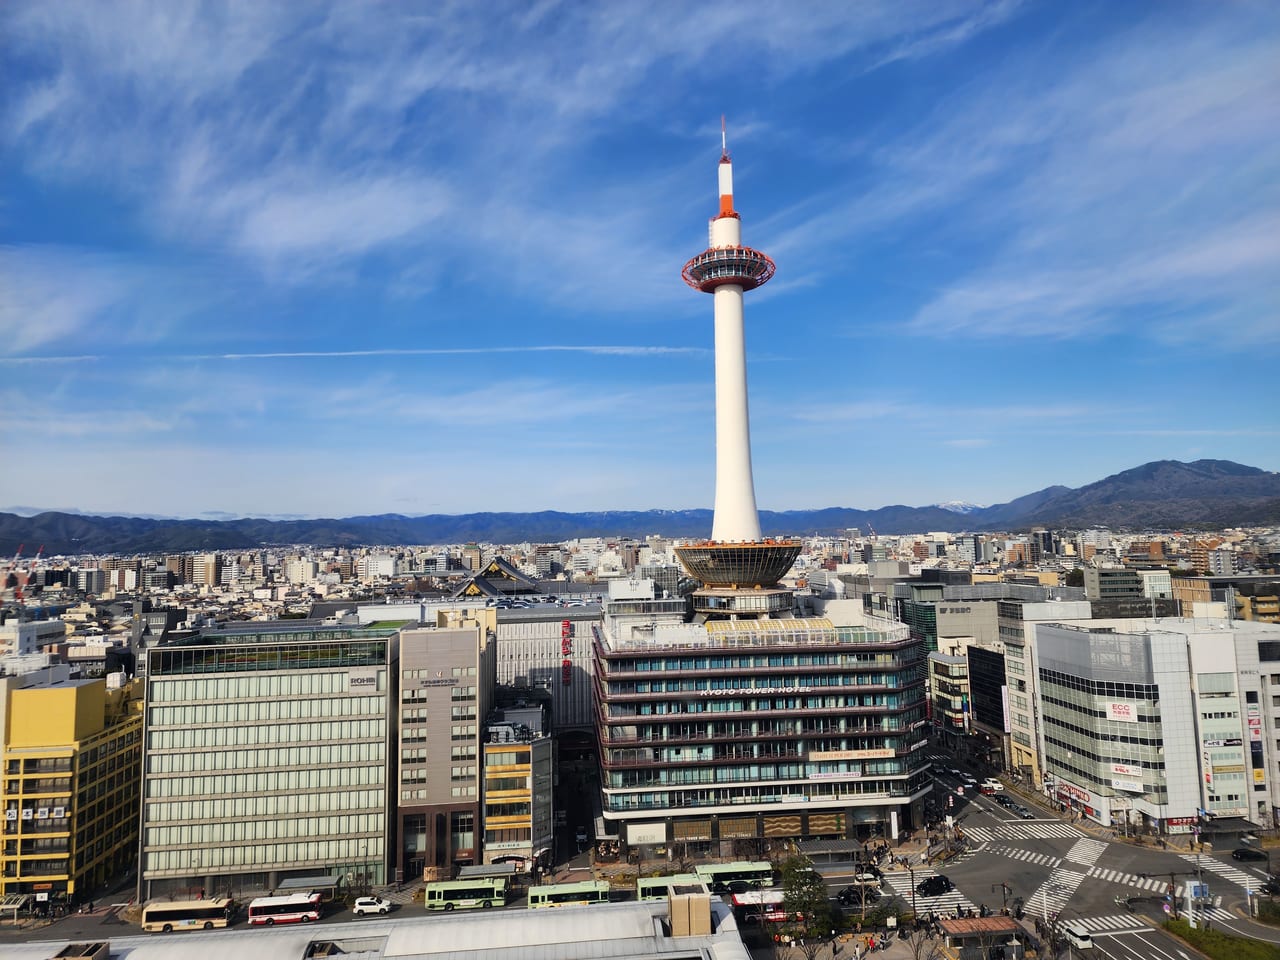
[
  {"left": 352, "top": 896, "right": 392, "bottom": 916},
  {"left": 916, "top": 875, "right": 955, "bottom": 897},
  {"left": 1232, "top": 847, "right": 1268, "bottom": 862}
]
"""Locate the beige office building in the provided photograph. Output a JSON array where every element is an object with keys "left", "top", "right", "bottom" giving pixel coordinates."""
[{"left": 138, "top": 624, "right": 396, "bottom": 900}]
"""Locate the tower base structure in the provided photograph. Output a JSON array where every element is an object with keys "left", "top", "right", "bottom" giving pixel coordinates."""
[{"left": 674, "top": 538, "right": 802, "bottom": 619}]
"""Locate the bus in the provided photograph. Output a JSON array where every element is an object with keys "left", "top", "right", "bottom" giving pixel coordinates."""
[
  {"left": 526, "top": 880, "right": 610, "bottom": 909},
  {"left": 141, "top": 897, "right": 234, "bottom": 933},
  {"left": 456, "top": 863, "right": 521, "bottom": 883},
  {"left": 246, "top": 892, "right": 322, "bottom": 925},
  {"left": 423, "top": 877, "right": 508, "bottom": 911},
  {"left": 694, "top": 861, "right": 774, "bottom": 893},
  {"left": 730, "top": 889, "right": 789, "bottom": 925},
  {"left": 636, "top": 873, "right": 709, "bottom": 901}
]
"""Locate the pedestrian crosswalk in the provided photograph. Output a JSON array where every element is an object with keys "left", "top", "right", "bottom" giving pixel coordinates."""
[
  {"left": 1086, "top": 866, "right": 1168, "bottom": 894},
  {"left": 881, "top": 869, "right": 978, "bottom": 916},
  {"left": 1183, "top": 906, "right": 1237, "bottom": 927},
  {"left": 1180, "top": 853, "right": 1264, "bottom": 890},
  {"left": 965, "top": 822, "right": 1084, "bottom": 844},
  {"left": 1024, "top": 838, "right": 1108, "bottom": 918},
  {"left": 1066, "top": 913, "right": 1150, "bottom": 935},
  {"left": 1064, "top": 837, "right": 1108, "bottom": 868},
  {"left": 1025, "top": 867, "right": 1088, "bottom": 918},
  {"left": 987, "top": 844, "right": 1062, "bottom": 868}
]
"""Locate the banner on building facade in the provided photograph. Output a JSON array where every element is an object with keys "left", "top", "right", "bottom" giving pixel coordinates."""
[
  {"left": 811, "top": 748, "right": 895, "bottom": 761},
  {"left": 1105, "top": 702, "right": 1139, "bottom": 723},
  {"left": 627, "top": 823, "right": 666, "bottom": 846}
]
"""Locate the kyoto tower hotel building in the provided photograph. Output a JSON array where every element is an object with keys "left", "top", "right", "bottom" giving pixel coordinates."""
[{"left": 591, "top": 133, "right": 929, "bottom": 858}]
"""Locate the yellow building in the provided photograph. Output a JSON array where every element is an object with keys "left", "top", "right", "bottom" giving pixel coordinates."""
[{"left": 1, "top": 674, "right": 142, "bottom": 904}]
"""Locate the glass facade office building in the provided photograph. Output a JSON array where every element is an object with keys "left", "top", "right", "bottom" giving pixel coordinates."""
[
  {"left": 139, "top": 627, "right": 395, "bottom": 900},
  {"left": 593, "top": 616, "right": 929, "bottom": 853}
]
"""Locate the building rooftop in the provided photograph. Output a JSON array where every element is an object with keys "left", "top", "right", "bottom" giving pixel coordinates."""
[{"left": 9, "top": 901, "right": 750, "bottom": 960}]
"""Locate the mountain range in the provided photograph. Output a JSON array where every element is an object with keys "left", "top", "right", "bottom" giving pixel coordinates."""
[{"left": 1, "top": 459, "right": 1277, "bottom": 556}]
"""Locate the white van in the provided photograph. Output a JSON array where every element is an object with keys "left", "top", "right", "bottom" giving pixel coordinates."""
[{"left": 1062, "top": 923, "right": 1093, "bottom": 950}]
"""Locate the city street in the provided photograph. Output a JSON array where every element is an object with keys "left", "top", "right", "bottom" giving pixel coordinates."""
[{"left": 918, "top": 746, "right": 1280, "bottom": 955}]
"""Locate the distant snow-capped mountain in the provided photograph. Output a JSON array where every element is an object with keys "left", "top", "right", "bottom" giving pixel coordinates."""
[{"left": 934, "top": 500, "right": 985, "bottom": 515}]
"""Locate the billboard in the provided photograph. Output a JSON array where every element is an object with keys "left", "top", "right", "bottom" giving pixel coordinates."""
[{"left": 1105, "top": 702, "right": 1139, "bottom": 723}]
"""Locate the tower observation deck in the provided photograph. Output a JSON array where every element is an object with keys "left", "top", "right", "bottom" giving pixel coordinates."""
[{"left": 674, "top": 127, "right": 800, "bottom": 613}]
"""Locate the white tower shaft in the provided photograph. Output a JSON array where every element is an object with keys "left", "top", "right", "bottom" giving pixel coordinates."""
[{"left": 711, "top": 280, "right": 762, "bottom": 542}]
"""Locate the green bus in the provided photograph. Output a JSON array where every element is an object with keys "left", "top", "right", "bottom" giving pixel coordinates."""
[
  {"left": 423, "top": 877, "right": 508, "bottom": 911},
  {"left": 693, "top": 861, "right": 774, "bottom": 893},
  {"left": 526, "top": 880, "right": 610, "bottom": 909},
  {"left": 636, "top": 873, "right": 708, "bottom": 901}
]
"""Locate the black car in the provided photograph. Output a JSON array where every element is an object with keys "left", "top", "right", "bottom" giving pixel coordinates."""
[
  {"left": 1261, "top": 878, "right": 1280, "bottom": 896},
  {"left": 1232, "top": 847, "right": 1268, "bottom": 862},
  {"left": 916, "top": 875, "right": 955, "bottom": 897},
  {"left": 837, "top": 885, "right": 881, "bottom": 906}
]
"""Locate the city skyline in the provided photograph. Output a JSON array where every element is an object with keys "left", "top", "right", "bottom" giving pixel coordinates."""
[{"left": 2, "top": 2, "right": 1278, "bottom": 520}]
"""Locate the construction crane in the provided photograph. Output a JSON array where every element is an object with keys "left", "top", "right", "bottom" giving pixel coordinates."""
[
  {"left": 15, "top": 545, "right": 44, "bottom": 606},
  {"left": 3, "top": 543, "right": 22, "bottom": 594}
]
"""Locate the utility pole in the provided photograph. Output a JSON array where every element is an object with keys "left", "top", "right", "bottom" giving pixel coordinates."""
[
  {"left": 992, "top": 881, "right": 1011, "bottom": 913},
  {"left": 1138, "top": 870, "right": 1202, "bottom": 921}
]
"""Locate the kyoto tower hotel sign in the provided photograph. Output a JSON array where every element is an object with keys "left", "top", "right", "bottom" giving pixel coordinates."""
[{"left": 675, "top": 125, "right": 801, "bottom": 618}]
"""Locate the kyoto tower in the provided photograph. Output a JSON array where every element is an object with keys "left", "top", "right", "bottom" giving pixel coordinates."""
[{"left": 674, "top": 123, "right": 801, "bottom": 618}]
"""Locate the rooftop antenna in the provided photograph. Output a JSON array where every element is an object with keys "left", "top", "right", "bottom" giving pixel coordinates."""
[{"left": 720, "top": 114, "right": 727, "bottom": 158}]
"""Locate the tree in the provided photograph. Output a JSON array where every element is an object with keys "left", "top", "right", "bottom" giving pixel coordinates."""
[
  {"left": 902, "top": 927, "right": 947, "bottom": 960},
  {"left": 778, "top": 855, "right": 834, "bottom": 960},
  {"left": 1064, "top": 568, "right": 1084, "bottom": 587}
]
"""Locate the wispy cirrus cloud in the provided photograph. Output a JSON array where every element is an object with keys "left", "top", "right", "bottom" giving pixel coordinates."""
[
  {"left": 3, "top": 1, "right": 1019, "bottom": 305},
  {"left": 0, "top": 345, "right": 707, "bottom": 365},
  {"left": 767, "top": 11, "right": 1280, "bottom": 348}
]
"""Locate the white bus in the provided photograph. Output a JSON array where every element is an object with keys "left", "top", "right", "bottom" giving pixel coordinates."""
[
  {"left": 246, "top": 891, "right": 322, "bottom": 926},
  {"left": 141, "top": 897, "right": 234, "bottom": 933},
  {"left": 730, "top": 889, "right": 789, "bottom": 925}
]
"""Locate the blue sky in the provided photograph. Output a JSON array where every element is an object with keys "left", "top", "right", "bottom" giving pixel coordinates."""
[{"left": 2, "top": 1, "right": 1277, "bottom": 520}]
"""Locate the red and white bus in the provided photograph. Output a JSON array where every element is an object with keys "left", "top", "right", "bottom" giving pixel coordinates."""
[
  {"left": 730, "top": 889, "right": 789, "bottom": 925},
  {"left": 247, "top": 892, "right": 322, "bottom": 926}
]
